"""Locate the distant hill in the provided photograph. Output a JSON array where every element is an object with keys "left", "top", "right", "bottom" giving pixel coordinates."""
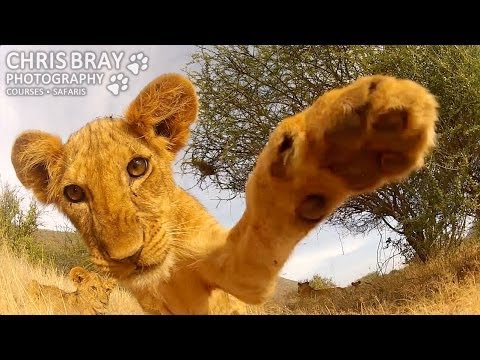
[
  {"left": 32, "top": 228, "right": 90, "bottom": 272},
  {"left": 272, "top": 277, "right": 297, "bottom": 303},
  {"left": 34, "top": 228, "right": 82, "bottom": 247}
]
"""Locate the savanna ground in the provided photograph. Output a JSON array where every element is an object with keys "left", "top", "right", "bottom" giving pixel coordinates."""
[
  {"left": 2, "top": 186, "right": 480, "bottom": 315},
  {"left": 0, "top": 234, "right": 143, "bottom": 315},
  {"left": 255, "top": 240, "right": 480, "bottom": 315}
]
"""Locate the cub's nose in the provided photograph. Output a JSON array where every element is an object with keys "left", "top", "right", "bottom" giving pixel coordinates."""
[{"left": 107, "top": 246, "right": 143, "bottom": 264}]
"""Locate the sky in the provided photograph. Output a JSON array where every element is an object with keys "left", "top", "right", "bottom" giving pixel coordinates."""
[{"left": 0, "top": 45, "right": 400, "bottom": 287}]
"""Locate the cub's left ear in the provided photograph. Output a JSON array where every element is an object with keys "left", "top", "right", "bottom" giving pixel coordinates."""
[{"left": 124, "top": 73, "right": 198, "bottom": 154}]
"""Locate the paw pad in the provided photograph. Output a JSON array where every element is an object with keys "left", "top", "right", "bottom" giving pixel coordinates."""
[
  {"left": 296, "top": 195, "right": 326, "bottom": 222},
  {"left": 373, "top": 110, "right": 408, "bottom": 132}
]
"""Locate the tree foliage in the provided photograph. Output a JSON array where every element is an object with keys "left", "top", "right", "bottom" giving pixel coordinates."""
[
  {"left": 182, "top": 45, "right": 368, "bottom": 193},
  {"left": 0, "top": 183, "right": 41, "bottom": 257},
  {"left": 308, "top": 275, "right": 337, "bottom": 290},
  {"left": 183, "top": 45, "right": 480, "bottom": 262}
]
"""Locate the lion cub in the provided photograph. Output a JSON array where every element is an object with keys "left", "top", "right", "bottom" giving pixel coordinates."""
[{"left": 28, "top": 267, "right": 116, "bottom": 315}]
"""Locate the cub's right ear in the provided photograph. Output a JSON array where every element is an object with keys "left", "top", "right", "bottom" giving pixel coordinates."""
[{"left": 11, "top": 131, "right": 63, "bottom": 204}]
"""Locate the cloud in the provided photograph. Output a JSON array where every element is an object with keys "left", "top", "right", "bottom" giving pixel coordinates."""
[{"left": 281, "top": 233, "right": 372, "bottom": 281}]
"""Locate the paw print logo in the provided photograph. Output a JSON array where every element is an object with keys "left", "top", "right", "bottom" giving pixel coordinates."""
[
  {"left": 106, "top": 73, "right": 129, "bottom": 96},
  {"left": 126, "top": 52, "right": 149, "bottom": 75}
]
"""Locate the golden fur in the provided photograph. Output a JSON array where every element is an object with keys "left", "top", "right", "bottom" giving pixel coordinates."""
[
  {"left": 12, "top": 73, "right": 438, "bottom": 314},
  {"left": 28, "top": 266, "right": 116, "bottom": 314}
]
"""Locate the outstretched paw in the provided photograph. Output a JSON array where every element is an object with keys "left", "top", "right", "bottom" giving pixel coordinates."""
[
  {"left": 316, "top": 76, "right": 437, "bottom": 191},
  {"left": 261, "top": 75, "right": 438, "bottom": 224},
  {"left": 306, "top": 75, "right": 438, "bottom": 192}
]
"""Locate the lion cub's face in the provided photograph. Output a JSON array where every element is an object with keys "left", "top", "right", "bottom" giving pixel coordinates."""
[
  {"left": 12, "top": 74, "right": 198, "bottom": 281},
  {"left": 297, "top": 281, "right": 313, "bottom": 296},
  {"left": 53, "top": 119, "right": 177, "bottom": 278},
  {"left": 70, "top": 267, "right": 116, "bottom": 312}
]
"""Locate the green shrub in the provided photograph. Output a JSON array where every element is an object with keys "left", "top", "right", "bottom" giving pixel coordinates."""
[
  {"left": 309, "top": 275, "right": 337, "bottom": 290},
  {"left": 0, "top": 183, "right": 47, "bottom": 263}
]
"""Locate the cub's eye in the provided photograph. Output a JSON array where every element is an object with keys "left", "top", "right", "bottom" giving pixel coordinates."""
[
  {"left": 127, "top": 157, "right": 148, "bottom": 177},
  {"left": 91, "top": 286, "right": 97, "bottom": 291},
  {"left": 64, "top": 185, "right": 85, "bottom": 203}
]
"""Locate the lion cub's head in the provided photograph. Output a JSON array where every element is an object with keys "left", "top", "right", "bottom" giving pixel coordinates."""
[
  {"left": 12, "top": 74, "right": 198, "bottom": 282},
  {"left": 297, "top": 281, "right": 313, "bottom": 296},
  {"left": 69, "top": 266, "right": 117, "bottom": 312},
  {"left": 28, "top": 267, "right": 116, "bottom": 314}
]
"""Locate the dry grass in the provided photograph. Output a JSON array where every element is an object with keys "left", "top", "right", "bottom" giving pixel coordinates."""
[
  {"left": 0, "top": 241, "right": 143, "bottom": 315},
  {"left": 3, "top": 232, "right": 480, "bottom": 315},
  {"left": 250, "top": 240, "right": 480, "bottom": 315}
]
